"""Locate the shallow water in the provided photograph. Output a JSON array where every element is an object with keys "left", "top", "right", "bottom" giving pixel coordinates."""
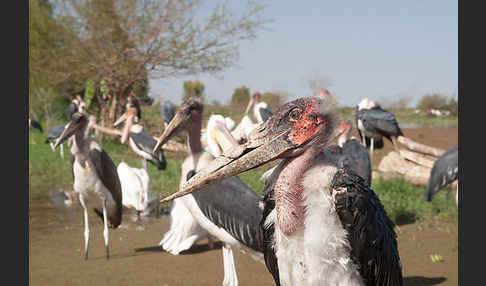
[{"left": 29, "top": 187, "right": 167, "bottom": 237}]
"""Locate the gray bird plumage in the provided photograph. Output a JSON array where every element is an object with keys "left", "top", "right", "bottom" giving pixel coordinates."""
[
  {"left": 161, "top": 100, "right": 176, "bottom": 125},
  {"left": 425, "top": 144, "right": 458, "bottom": 202}
]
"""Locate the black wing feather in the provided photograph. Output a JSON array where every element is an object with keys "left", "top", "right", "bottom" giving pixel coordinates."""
[
  {"left": 89, "top": 148, "right": 123, "bottom": 228},
  {"left": 425, "top": 144, "right": 458, "bottom": 201},
  {"left": 332, "top": 167, "right": 403, "bottom": 286},
  {"left": 260, "top": 187, "right": 280, "bottom": 286},
  {"left": 360, "top": 107, "right": 403, "bottom": 139},
  {"left": 129, "top": 130, "right": 167, "bottom": 170},
  {"left": 191, "top": 176, "right": 264, "bottom": 252},
  {"left": 341, "top": 139, "right": 372, "bottom": 185},
  {"left": 259, "top": 106, "right": 273, "bottom": 123}
]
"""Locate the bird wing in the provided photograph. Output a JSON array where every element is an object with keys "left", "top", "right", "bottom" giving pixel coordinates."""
[
  {"left": 361, "top": 108, "right": 403, "bottom": 138},
  {"left": 129, "top": 129, "right": 167, "bottom": 170},
  {"left": 425, "top": 145, "right": 458, "bottom": 201},
  {"left": 342, "top": 139, "right": 372, "bottom": 185},
  {"left": 258, "top": 105, "right": 273, "bottom": 123},
  {"left": 189, "top": 173, "right": 265, "bottom": 253},
  {"left": 332, "top": 167, "right": 403, "bottom": 286},
  {"left": 260, "top": 187, "right": 281, "bottom": 286},
  {"left": 89, "top": 147, "right": 123, "bottom": 228},
  {"left": 45, "top": 125, "right": 66, "bottom": 142}
]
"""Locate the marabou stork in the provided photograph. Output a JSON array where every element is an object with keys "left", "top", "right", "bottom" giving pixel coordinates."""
[
  {"left": 425, "top": 144, "right": 459, "bottom": 207},
  {"left": 165, "top": 93, "right": 403, "bottom": 286},
  {"left": 114, "top": 101, "right": 167, "bottom": 170},
  {"left": 117, "top": 161, "right": 150, "bottom": 219},
  {"left": 54, "top": 113, "right": 123, "bottom": 260},
  {"left": 44, "top": 99, "right": 84, "bottom": 157},
  {"left": 245, "top": 91, "right": 273, "bottom": 124},
  {"left": 355, "top": 98, "right": 403, "bottom": 164},
  {"left": 29, "top": 116, "right": 43, "bottom": 132},
  {"left": 45, "top": 125, "right": 69, "bottom": 158},
  {"left": 153, "top": 97, "right": 265, "bottom": 286}
]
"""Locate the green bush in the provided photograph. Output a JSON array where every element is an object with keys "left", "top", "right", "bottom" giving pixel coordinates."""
[{"left": 417, "top": 93, "right": 449, "bottom": 112}]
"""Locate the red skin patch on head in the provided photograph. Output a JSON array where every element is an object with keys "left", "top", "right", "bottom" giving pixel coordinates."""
[{"left": 288, "top": 103, "right": 325, "bottom": 145}]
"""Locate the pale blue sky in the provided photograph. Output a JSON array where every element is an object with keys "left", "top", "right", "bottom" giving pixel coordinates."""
[{"left": 149, "top": 0, "right": 458, "bottom": 107}]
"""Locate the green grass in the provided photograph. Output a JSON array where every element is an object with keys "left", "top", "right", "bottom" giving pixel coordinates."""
[{"left": 372, "top": 177, "right": 457, "bottom": 224}]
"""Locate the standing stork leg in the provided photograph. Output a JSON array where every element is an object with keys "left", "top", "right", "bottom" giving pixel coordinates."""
[
  {"left": 222, "top": 243, "right": 238, "bottom": 286},
  {"left": 50, "top": 142, "right": 56, "bottom": 152},
  {"left": 60, "top": 143, "right": 64, "bottom": 158},
  {"left": 456, "top": 183, "right": 459, "bottom": 207},
  {"left": 102, "top": 198, "right": 110, "bottom": 259},
  {"left": 78, "top": 194, "right": 90, "bottom": 260}
]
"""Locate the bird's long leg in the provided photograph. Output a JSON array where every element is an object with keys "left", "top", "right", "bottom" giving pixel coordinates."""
[
  {"left": 50, "top": 142, "right": 56, "bottom": 152},
  {"left": 102, "top": 198, "right": 110, "bottom": 259},
  {"left": 222, "top": 244, "right": 238, "bottom": 286},
  {"left": 78, "top": 194, "right": 90, "bottom": 260},
  {"left": 207, "top": 234, "right": 214, "bottom": 250},
  {"left": 60, "top": 143, "right": 64, "bottom": 158},
  {"left": 370, "top": 137, "right": 374, "bottom": 167}
]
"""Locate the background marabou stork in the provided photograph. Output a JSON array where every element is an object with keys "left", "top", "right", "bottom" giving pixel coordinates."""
[
  {"left": 44, "top": 98, "right": 85, "bottom": 157},
  {"left": 29, "top": 116, "right": 43, "bottom": 132},
  {"left": 153, "top": 97, "right": 265, "bottom": 286},
  {"left": 54, "top": 113, "right": 122, "bottom": 260},
  {"left": 167, "top": 93, "right": 403, "bottom": 286},
  {"left": 245, "top": 91, "right": 273, "bottom": 124},
  {"left": 355, "top": 98, "right": 403, "bottom": 163},
  {"left": 114, "top": 100, "right": 166, "bottom": 170},
  {"left": 425, "top": 144, "right": 459, "bottom": 207}
]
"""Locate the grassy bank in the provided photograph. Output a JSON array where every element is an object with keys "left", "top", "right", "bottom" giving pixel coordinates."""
[{"left": 29, "top": 128, "right": 457, "bottom": 225}]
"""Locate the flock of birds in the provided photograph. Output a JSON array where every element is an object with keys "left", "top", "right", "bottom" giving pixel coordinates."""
[{"left": 29, "top": 89, "right": 458, "bottom": 286}]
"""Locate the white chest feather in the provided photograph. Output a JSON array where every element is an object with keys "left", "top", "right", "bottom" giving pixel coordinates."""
[{"left": 269, "top": 164, "right": 364, "bottom": 286}]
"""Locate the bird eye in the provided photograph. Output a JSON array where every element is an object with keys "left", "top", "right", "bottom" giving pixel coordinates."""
[{"left": 289, "top": 108, "right": 302, "bottom": 121}]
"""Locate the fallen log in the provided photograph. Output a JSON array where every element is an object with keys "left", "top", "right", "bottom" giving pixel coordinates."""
[
  {"left": 398, "top": 149, "right": 436, "bottom": 168},
  {"left": 397, "top": 136, "right": 445, "bottom": 157},
  {"left": 377, "top": 151, "right": 432, "bottom": 186}
]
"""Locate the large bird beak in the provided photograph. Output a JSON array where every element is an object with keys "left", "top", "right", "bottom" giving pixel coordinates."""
[
  {"left": 153, "top": 110, "right": 189, "bottom": 153},
  {"left": 160, "top": 128, "right": 294, "bottom": 203},
  {"left": 114, "top": 111, "right": 130, "bottom": 127},
  {"left": 54, "top": 122, "right": 79, "bottom": 149}
]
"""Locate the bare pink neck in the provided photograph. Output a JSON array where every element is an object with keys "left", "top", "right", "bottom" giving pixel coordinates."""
[
  {"left": 275, "top": 145, "right": 320, "bottom": 235},
  {"left": 188, "top": 111, "right": 203, "bottom": 155}
]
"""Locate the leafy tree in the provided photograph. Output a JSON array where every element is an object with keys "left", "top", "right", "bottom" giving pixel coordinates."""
[
  {"left": 261, "top": 92, "right": 284, "bottom": 110},
  {"left": 231, "top": 86, "right": 251, "bottom": 108},
  {"left": 35, "top": 0, "right": 270, "bottom": 129},
  {"left": 183, "top": 80, "right": 205, "bottom": 100},
  {"left": 417, "top": 93, "right": 449, "bottom": 112}
]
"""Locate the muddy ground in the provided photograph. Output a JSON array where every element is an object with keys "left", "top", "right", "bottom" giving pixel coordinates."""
[{"left": 29, "top": 127, "right": 459, "bottom": 286}]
